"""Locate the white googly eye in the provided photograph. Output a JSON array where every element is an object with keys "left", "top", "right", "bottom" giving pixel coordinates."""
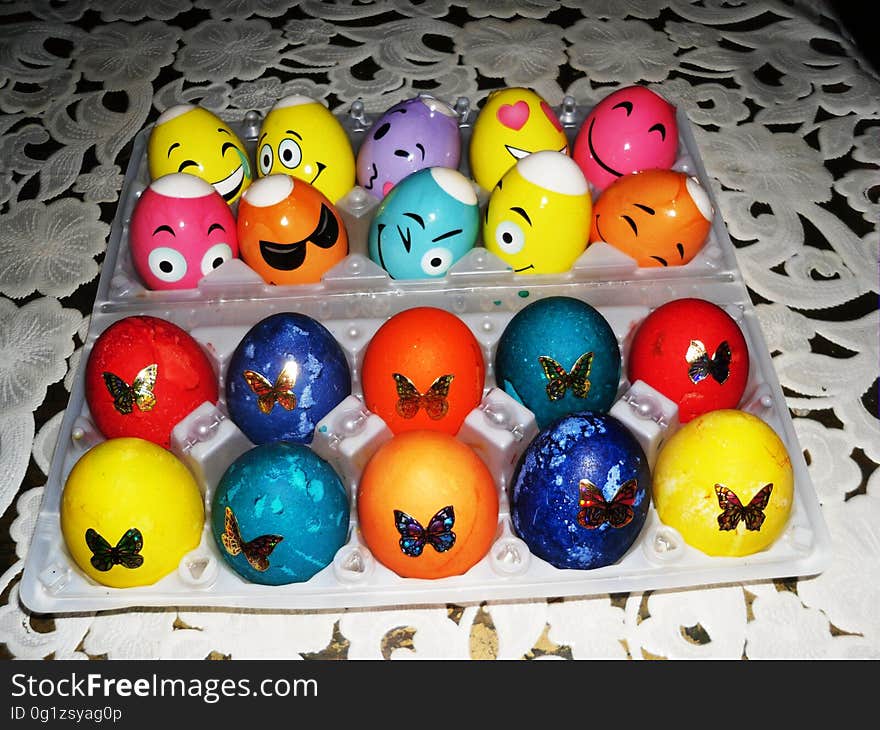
[
  {"left": 420, "top": 247, "right": 454, "bottom": 276},
  {"left": 258, "top": 144, "right": 274, "bottom": 175},
  {"left": 278, "top": 138, "right": 302, "bottom": 170},
  {"left": 147, "top": 247, "right": 187, "bottom": 283},
  {"left": 494, "top": 221, "right": 525, "bottom": 254},
  {"left": 200, "top": 243, "right": 233, "bottom": 276}
]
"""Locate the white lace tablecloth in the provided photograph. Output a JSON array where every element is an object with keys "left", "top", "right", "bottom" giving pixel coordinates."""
[{"left": 1, "top": 0, "right": 878, "bottom": 660}]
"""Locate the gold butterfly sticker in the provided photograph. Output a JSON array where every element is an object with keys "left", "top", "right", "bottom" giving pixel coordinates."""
[
  {"left": 243, "top": 360, "right": 299, "bottom": 415},
  {"left": 393, "top": 373, "right": 454, "bottom": 420},
  {"left": 102, "top": 364, "right": 158, "bottom": 415}
]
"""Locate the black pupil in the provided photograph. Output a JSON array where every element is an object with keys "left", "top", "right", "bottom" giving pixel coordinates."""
[
  {"left": 283, "top": 149, "right": 292, "bottom": 161},
  {"left": 502, "top": 232, "right": 513, "bottom": 244},
  {"left": 159, "top": 260, "right": 173, "bottom": 273},
  {"left": 431, "top": 257, "right": 442, "bottom": 268},
  {"left": 263, "top": 154, "right": 269, "bottom": 167},
  {"left": 212, "top": 257, "right": 224, "bottom": 268}
]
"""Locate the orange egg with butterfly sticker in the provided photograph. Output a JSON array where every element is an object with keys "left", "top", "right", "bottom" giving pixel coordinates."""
[
  {"left": 652, "top": 409, "right": 794, "bottom": 556},
  {"left": 360, "top": 307, "right": 485, "bottom": 435},
  {"left": 356, "top": 430, "right": 499, "bottom": 579},
  {"left": 84, "top": 315, "right": 219, "bottom": 449}
]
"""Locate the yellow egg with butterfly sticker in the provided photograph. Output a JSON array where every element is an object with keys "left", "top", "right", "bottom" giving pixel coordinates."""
[
  {"left": 652, "top": 409, "right": 794, "bottom": 556},
  {"left": 360, "top": 307, "right": 486, "bottom": 435},
  {"left": 60, "top": 437, "right": 205, "bottom": 588}
]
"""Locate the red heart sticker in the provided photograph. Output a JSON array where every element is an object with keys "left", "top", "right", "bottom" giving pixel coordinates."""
[
  {"left": 541, "top": 101, "right": 563, "bottom": 132},
  {"left": 497, "top": 100, "right": 530, "bottom": 130}
]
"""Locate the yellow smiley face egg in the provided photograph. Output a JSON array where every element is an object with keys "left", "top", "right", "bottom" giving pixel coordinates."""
[
  {"left": 484, "top": 150, "right": 591, "bottom": 275},
  {"left": 256, "top": 94, "right": 356, "bottom": 203},
  {"left": 60, "top": 437, "right": 205, "bottom": 588},
  {"left": 469, "top": 87, "right": 569, "bottom": 193},
  {"left": 147, "top": 104, "right": 252, "bottom": 204},
  {"left": 652, "top": 409, "right": 794, "bottom": 557}
]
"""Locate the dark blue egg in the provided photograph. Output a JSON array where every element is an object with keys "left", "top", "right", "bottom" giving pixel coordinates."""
[
  {"left": 511, "top": 412, "right": 650, "bottom": 570},
  {"left": 226, "top": 312, "right": 352, "bottom": 444},
  {"left": 211, "top": 442, "right": 350, "bottom": 585},
  {"left": 494, "top": 296, "right": 621, "bottom": 429}
]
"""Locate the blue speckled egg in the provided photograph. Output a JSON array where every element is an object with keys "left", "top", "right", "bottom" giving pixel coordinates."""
[
  {"left": 494, "top": 296, "right": 621, "bottom": 429},
  {"left": 511, "top": 412, "right": 651, "bottom": 570},
  {"left": 211, "top": 442, "right": 350, "bottom": 585},
  {"left": 367, "top": 167, "right": 480, "bottom": 280},
  {"left": 226, "top": 312, "right": 351, "bottom": 444}
]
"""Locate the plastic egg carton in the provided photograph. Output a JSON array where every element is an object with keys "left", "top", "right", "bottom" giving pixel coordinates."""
[{"left": 20, "top": 96, "right": 831, "bottom": 613}]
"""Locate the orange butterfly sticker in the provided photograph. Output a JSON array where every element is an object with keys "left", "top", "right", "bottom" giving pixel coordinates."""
[
  {"left": 243, "top": 360, "right": 299, "bottom": 415},
  {"left": 714, "top": 483, "right": 773, "bottom": 531}
]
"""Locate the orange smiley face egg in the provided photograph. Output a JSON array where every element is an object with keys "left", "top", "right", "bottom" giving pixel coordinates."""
[
  {"left": 237, "top": 174, "right": 348, "bottom": 285},
  {"left": 590, "top": 168, "right": 714, "bottom": 267},
  {"left": 357, "top": 430, "right": 499, "bottom": 579},
  {"left": 360, "top": 307, "right": 486, "bottom": 435}
]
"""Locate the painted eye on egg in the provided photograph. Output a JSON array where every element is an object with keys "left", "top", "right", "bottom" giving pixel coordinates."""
[
  {"left": 200, "top": 242, "right": 233, "bottom": 275},
  {"left": 420, "top": 247, "right": 454, "bottom": 276},
  {"left": 278, "top": 138, "right": 302, "bottom": 170},
  {"left": 495, "top": 220, "right": 525, "bottom": 254},
  {"left": 259, "top": 144, "right": 273, "bottom": 175},
  {"left": 147, "top": 247, "right": 187, "bottom": 282}
]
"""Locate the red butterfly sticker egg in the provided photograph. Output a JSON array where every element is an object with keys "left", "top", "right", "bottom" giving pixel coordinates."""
[
  {"left": 626, "top": 298, "right": 750, "bottom": 423},
  {"left": 652, "top": 409, "right": 794, "bottom": 556},
  {"left": 84, "top": 315, "right": 218, "bottom": 448},
  {"left": 357, "top": 430, "right": 499, "bottom": 579},
  {"left": 360, "top": 307, "right": 485, "bottom": 435}
]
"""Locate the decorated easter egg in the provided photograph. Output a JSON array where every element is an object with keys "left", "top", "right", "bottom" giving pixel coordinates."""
[
  {"left": 469, "top": 87, "right": 568, "bottom": 193},
  {"left": 237, "top": 174, "right": 348, "bottom": 285},
  {"left": 225, "top": 312, "right": 352, "bottom": 445},
  {"left": 368, "top": 167, "right": 479, "bottom": 279},
  {"left": 483, "top": 150, "right": 591, "bottom": 275},
  {"left": 129, "top": 173, "right": 238, "bottom": 291},
  {"left": 589, "top": 169, "right": 713, "bottom": 267},
  {"left": 494, "top": 296, "right": 621, "bottom": 429},
  {"left": 84, "top": 316, "right": 218, "bottom": 449},
  {"left": 652, "top": 409, "right": 794, "bottom": 556},
  {"left": 511, "top": 412, "right": 651, "bottom": 570},
  {"left": 627, "top": 298, "right": 750, "bottom": 422},
  {"left": 356, "top": 94, "right": 461, "bottom": 199},
  {"left": 361, "top": 307, "right": 485, "bottom": 435},
  {"left": 573, "top": 85, "right": 679, "bottom": 193},
  {"left": 257, "top": 94, "right": 355, "bottom": 203},
  {"left": 357, "top": 430, "right": 499, "bottom": 579},
  {"left": 60, "top": 437, "right": 205, "bottom": 588},
  {"left": 211, "top": 442, "right": 350, "bottom": 585},
  {"left": 147, "top": 104, "right": 251, "bottom": 204}
]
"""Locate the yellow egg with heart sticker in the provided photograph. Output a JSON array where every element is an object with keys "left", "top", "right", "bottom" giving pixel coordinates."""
[
  {"left": 652, "top": 409, "right": 794, "bottom": 557},
  {"left": 60, "top": 438, "right": 205, "bottom": 588},
  {"left": 469, "top": 87, "right": 569, "bottom": 193}
]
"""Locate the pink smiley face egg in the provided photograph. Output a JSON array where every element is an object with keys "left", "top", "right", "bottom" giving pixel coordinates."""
[
  {"left": 130, "top": 172, "right": 239, "bottom": 290},
  {"left": 573, "top": 85, "right": 679, "bottom": 193}
]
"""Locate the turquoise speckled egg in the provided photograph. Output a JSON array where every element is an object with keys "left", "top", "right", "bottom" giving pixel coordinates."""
[
  {"left": 494, "top": 296, "right": 621, "bottom": 429},
  {"left": 211, "top": 442, "right": 350, "bottom": 585}
]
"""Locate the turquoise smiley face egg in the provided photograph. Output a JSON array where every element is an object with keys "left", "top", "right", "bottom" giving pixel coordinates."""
[
  {"left": 494, "top": 296, "right": 622, "bottom": 429},
  {"left": 211, "top": 442, "right": 350, "bottom": 585}
]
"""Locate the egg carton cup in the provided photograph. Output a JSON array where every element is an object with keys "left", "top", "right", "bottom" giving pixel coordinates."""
[
  {"left": 20, "top": 275, "right": 830, "bottom": 613},
  {"left": 96, "top": 96, "right": 738, "bottom": 312}
]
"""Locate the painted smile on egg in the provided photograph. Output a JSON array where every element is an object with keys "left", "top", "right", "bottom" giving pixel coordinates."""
[
  {"left": 587, "top": 118, "right": 623, "bottom": 179},
  {"left": 213, "top": 163, "right": 245, "bottom": 202},
  {"left": 259, "top": 203, "right": 339, "bottom": 271}
]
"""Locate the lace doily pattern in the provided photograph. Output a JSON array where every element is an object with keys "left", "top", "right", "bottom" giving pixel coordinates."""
[{"left": 1, "top": 0, "right": 877, "bottom": 660}]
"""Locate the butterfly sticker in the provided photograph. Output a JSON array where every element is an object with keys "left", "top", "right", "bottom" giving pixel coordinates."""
[
  {"left": 243, "top": 360, "right": 299, "bottom": 415},
  {"left": 577, "top": 478, "right": 638, "bottom": 529},
  {"left": 394, "top": 505, "right": 456, "bottom": 557},
  {"left": 715, "top": 483, "right": 773, "bottom": 532},
  {"left": 538, "top": 352, "right": 593, "bottom": 401},
  {"left": 686, "top": 339, "right": 731, "bottom": 385},
  {"left": 392, "top": 373, "right": 454, "bottom": 420},
  {"left": 85, "top": 527, "right": 144, "bottom": 572},
  {"left": 220, "top": 506, "right": 284, "bottom": 572},
  {"left": 102, "top": 364, "right": 158, "bottom": 415}
]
